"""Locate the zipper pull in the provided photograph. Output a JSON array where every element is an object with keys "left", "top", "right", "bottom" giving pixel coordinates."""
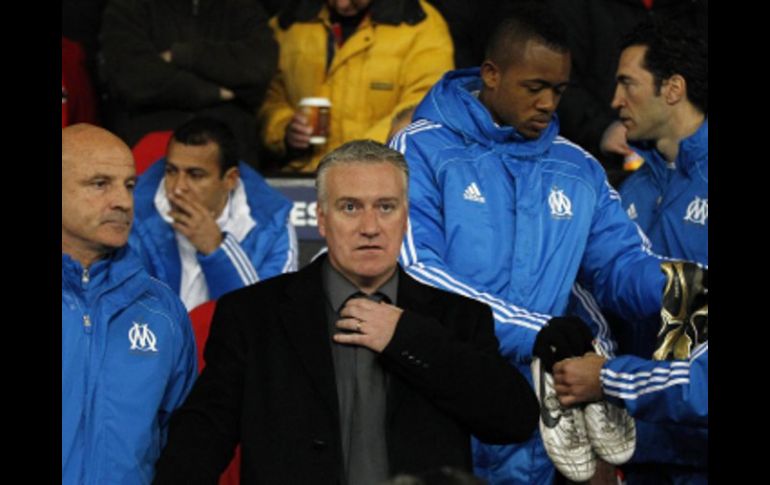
[{"left": 82, "top": 268, "right": 90, "bottom": 285}]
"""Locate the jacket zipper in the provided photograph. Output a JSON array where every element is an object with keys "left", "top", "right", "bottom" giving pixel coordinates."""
[{"left": 81, "top": 264, "right": 94, "bottom": 482}]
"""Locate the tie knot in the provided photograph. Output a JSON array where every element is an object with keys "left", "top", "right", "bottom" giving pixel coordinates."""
[
  {"left": 347, "top": 291, "right": 390, "bottom": 305},
  {"left": 369, "top": 292, "right": 391, "bottom": 304}
]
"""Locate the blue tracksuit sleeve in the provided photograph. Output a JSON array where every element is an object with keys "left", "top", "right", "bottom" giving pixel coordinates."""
[
  {"left": 568, "top": 282, "right": 619, "bottom": 358},
  {"left": 198, "top": 232, "right": 261, "bottom": 299},
  {"left": 393, "top": 130, "right": 551, "bottom": 365},
  {"left": 578, "top": 169, "right": 666, "bottom": 322},
  {"left": 197, "top": 211, "right": 298, "bottom": 300},
  {"left": 251, "top": 213, "right": 298, "bottom": 279},
  {"left": 600, "top": 342, "right": 708, "bottom": 426}
]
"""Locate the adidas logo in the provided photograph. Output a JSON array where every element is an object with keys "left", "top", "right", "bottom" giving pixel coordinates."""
[
  {"left": 627, "top": 203, "right": 638, "bottom": 220},
  {"left": 463, "top": 182, "right": 486, "bottom": 203}
]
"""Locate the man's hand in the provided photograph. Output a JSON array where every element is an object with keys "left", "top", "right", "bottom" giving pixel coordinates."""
[
  {"left": 285, "top": 111, "right": 313, "bottom": 150},
  {"left": 167, "top": 189, "right": 223, "bottom": 255},
  {"left": 333, "top": 298, "right": 404, "bottom": 353},
  {"left": 532, "top": 316, "right": 593, "bottom": 372},
  {"left": 160, "top": 50, "right": 172, "bottom": 63},
  {"left": 219, "top": 87, "right": 235, "bottom": 101},
  {"left": 553, "top": 353, "right": 606, "bottom": 406},
  {"left": 600, "top": 120, "right": 631, "bottom": 156}
]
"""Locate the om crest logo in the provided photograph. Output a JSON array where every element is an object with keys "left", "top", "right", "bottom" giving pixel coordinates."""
[
  {"left": 683, "top": 197, "right": 708, "bottom": 225},
  {"left": 549, "top": 187, "right": 573, "bottom": 219},
  {"left": 129, "top": 322, "right": 158, "bottom": 352}
]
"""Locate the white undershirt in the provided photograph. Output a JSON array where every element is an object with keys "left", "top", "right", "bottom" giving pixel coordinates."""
[{"left": 154, "top": 178, "right": 256, "bottom": 310}]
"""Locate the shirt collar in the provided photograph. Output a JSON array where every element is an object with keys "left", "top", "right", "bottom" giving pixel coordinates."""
[{"left": 322, "top": 258, "right": 398, "bottom": 312}]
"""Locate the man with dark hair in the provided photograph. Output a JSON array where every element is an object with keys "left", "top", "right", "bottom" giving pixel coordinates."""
[
  {"left": 558, "top": 19, "right": 708, "bottom": 484},
  {"left": 614, "top": 19, "right": 707, "bottom": 265},
  {"left": 153, "top": 140, "right": 539, "bottom": 484},
  {"left": 391, "top": 3, "right": 670, "bottom": 483},
  {"left": 132, "top": 117, "right": 297, "bottom": 310},
  {"left": 582, "top": 20, "right": 708, "bottom": 357},
  {"left": 547, "top": 0, "right": 707, "bottom": 187},
  {"left": 62, "top": 124, "right": 197, "bottom": 484}
]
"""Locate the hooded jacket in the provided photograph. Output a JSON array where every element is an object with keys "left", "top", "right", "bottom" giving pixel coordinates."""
[
  {"left": 597, "top": 120, "right": 709, "bottom": 484},
  {"left": 258, "top": 0, "right": 453, "bottom": 172},
  {"left": 392, "top": 68, "right": 666, "bottom": 484}
]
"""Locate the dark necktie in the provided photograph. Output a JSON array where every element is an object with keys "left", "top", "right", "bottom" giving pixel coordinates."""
[{"left": 345, "top": 292, "right": 389, "bottom": 485}]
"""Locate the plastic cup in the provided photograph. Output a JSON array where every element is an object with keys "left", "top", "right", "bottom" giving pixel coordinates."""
[{"left": 299, "top": 97, "right": 331, "bottom": 145}]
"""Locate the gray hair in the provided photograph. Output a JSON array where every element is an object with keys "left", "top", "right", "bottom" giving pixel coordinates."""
[{"left": 316, "top": 139, "right": 409, "bottom": 207}]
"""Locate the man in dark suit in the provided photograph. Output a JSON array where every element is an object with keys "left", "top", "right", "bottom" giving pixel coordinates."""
[{"left": 154, "top": 140, "right": 538, "bottom": 485}]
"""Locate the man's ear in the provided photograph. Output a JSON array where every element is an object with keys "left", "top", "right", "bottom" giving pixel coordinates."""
[
  {"left": 223, "top": 166, "right": 240, "bottom": 191},
  {"left": 316, "top": 201, "right": 327, "bottom": 238},
  {"left": 480, "top": 60, "right": 501, "bottom": 91},
  {"left": 663, "top": 74, "right": 686, "bottom": 105}
]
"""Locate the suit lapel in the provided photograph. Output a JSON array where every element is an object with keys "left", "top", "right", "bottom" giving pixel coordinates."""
[
  {"left": 279, "top": 257, "right": 340, "bottom": 418},
  {"left": 395, "top": 265, "right": 440, "bottom": 322}
]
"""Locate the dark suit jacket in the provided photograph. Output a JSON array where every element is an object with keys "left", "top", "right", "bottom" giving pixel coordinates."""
[{"left": 154, "top": 256, "right": 538, "bottom": 484}]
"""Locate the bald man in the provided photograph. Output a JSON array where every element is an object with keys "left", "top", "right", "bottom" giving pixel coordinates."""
[{"left": 62, "top": 124, "right": 197, "bottom": 485}]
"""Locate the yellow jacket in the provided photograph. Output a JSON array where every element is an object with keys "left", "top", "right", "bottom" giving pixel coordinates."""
[{"left": 258, "top": 0, "right": 454, "bottom": 172}]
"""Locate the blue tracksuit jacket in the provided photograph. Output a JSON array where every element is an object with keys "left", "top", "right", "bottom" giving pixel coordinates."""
[
  {"left": 62, "top": 247, "right": 197, "bottom": 484},
  {"left": 392, "top": 68, "right": 666, "bottom": 484},
  {"left": 599, "top": 120, "right": 709, "bottom": 485},
  {"left": 621, "top": 120, "right": 708, "bottom": 265},
  {"left": 132, "top": 159, "right": 297, "bottom": 306}
]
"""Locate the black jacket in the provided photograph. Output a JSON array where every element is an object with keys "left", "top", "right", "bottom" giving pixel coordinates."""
[
  {"left": 100, "top": 0, "right": 277, "bottom": 166},
  {"left": 154, "top": 256, "right": 538, "bottom": 484}
]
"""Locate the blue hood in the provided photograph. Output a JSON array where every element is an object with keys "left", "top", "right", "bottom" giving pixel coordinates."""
[{"left": 413, "top": 67, "right": 560, "bottom": 158}]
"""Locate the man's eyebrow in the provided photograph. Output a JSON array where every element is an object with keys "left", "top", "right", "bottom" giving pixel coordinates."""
[
  {"left": 83, "top": 173, "right": 115, "bottom": 182},
  {"left": 522, "top": 79, "right": 571, "bottom": 88},
  {"left": 334, "top": 197, "right": 360, "bottom": 204},
  {"left": 166, "top": 161, "right": 208, "bottom": 173}
]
